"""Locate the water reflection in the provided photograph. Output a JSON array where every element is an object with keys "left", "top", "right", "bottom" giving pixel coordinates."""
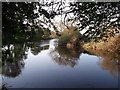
[
  {"left": 2, "top": 44, "right": 28, "bottom": 77},
  {"left": 2, "top": 60, "right": 25, "bottom": 78},
  {"left": 1, "top": 39, "right": 119, "bottom": 80},
  {"left": 86, "top": 49, "right": 120, "bottom": 78},
  {"left": 49, "top": 45, "right": 83, "bottom": 67},
  {"left": 97, "top": 57, "right": 119, "bottom": 78},
  {"left": 31, "top": 45, "right": 49, "bottom": 55},
  {"left": 1, "top": 40, "right": 51, "bottom": 78}
]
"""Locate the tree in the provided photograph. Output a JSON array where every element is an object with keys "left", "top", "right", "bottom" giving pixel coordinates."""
[
  {"left": 2, "top": 2, "right": 39, "bottom": 44},
  {"left": 36, "top": 1, "right": 120, "bottom": 40},
  {"left": 3, "top": 1, "right": 120, "bottom": 43},
  {"left": 69, "top": 2, "right": 120, "bottom": 39}
]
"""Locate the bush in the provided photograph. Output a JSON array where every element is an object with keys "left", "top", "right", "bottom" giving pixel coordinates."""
[
  {"left": 58, "top": 26, "right": 82, "bottom": 46},
  {"left": 83, "top": 34, "right": 120, "bottom": 60},
  {"left": 49, "top": 31, "right": 58, "bottom": 38}
]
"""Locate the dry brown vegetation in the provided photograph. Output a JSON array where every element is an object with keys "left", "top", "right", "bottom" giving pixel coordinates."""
[
  {"left": 83, "top": 34, "right": 120, "bottom": 61},
  {"left": 83, "top": 33, "right": 120, "bottom": 77},
  {"left": 49, "top": 31, "right": 58, "bottom": 38}
]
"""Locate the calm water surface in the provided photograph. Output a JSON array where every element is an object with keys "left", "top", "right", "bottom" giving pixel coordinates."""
[{"left": 1, "top": 39, "right": 119, "bottom": 88}]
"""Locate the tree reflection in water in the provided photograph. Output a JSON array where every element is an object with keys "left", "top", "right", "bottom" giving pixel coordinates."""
[
  {"left": 97, "top": 57, "right": 120, "bottom": 78},
  {"left": 2, "top": 44, "right": 28, "bottom": 78},
  {"left": 31, "top": 45, "right": 49, "bottom": 55},
  {"left": 49, "top": 40, "right": 119, "bottom": 78},
  {"left": 1, "top": 39, "right": 120, "bottom": 79},
  {"left": 49, "top": 45, "right": 84, "bottom": 67},
  {"left": 86, "top": 49, "right": 120, "bottom": 78},
  {"left": 1, "top": 41, "right": 50, "bottom": 78}
]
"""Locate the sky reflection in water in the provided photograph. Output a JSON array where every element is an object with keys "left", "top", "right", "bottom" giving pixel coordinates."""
[{"left": 1, "top": 39, "right": 119, "bottom": 88}]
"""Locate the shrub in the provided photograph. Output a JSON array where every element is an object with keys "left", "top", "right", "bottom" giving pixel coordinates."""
[
  {"left": 83, "top": 34, "right": 120, "bottom": 60},
  {"left": 58, "top": 26, "right": 82, "bottom": 46}
]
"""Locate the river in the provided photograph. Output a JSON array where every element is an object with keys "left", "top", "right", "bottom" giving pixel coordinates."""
[{"left": 1, "top": 39, "right": 119, "bottom": 88}]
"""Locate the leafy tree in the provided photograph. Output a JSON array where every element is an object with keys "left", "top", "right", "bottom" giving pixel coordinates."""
[
  {"left": 2, "top": 2, "right": 40, "bottom": 44},
  {"left": 35, "top": 1, "right": 120, "bottom": 40},
  {"left": 68, "top": 2, "right": 120, "bottom": 39},
  {"left": 2, "top": 1, "right": 120, "bottom": 43},
  {"left": 42, "top": 28, "right": 51, "bottom": 39},
  {"left": 3, "top": 2, "right": 59, "bottom": 44},
  {"left": 58, "top": 26, "right": 81, "bottom": 46}
]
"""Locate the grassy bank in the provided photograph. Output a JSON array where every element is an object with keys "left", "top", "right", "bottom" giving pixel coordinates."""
[{"left": 83, "top": 34, "right": 120, "bottom": 61}]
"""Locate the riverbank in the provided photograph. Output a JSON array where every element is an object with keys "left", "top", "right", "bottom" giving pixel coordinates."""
[
  {"left": 46, "top": 30, "right": 120, "bottom": 61},
  {"left": 82, "top": 34, "right": 120, "bottom": 61}
]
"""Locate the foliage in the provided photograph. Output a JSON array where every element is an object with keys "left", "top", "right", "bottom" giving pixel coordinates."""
[
  {"left": 83, "top": 34, "right": 120, "bottom": 60},
  {"left": 33, "top": 1, "right": 120, "bottom": 39},
  {"left": 49, "top": 31, "right": 58, "bottom": 38},
  {"left": 69, "top": 2, "right": 119, "bottom": 36},
  {"left": 2, "top": 2, "right": 38, "bottom": 44},
  {"left": 30, "top": 27, "right": 44, "bottom": 41},
  {"left": 58, "top": 26, "right": 81, "bottom": 46},
  {"left": 2, "top": 2, "right": 52, "bottom": 44},
  {"left": 88, "top": 26, "right": 120, "bottom": 42},
  {"left": 2, "top": 2, "right": 120, "bottom": 44},
  {"left": 42, "top": 28, "right": 51, "bottom": 39}
]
